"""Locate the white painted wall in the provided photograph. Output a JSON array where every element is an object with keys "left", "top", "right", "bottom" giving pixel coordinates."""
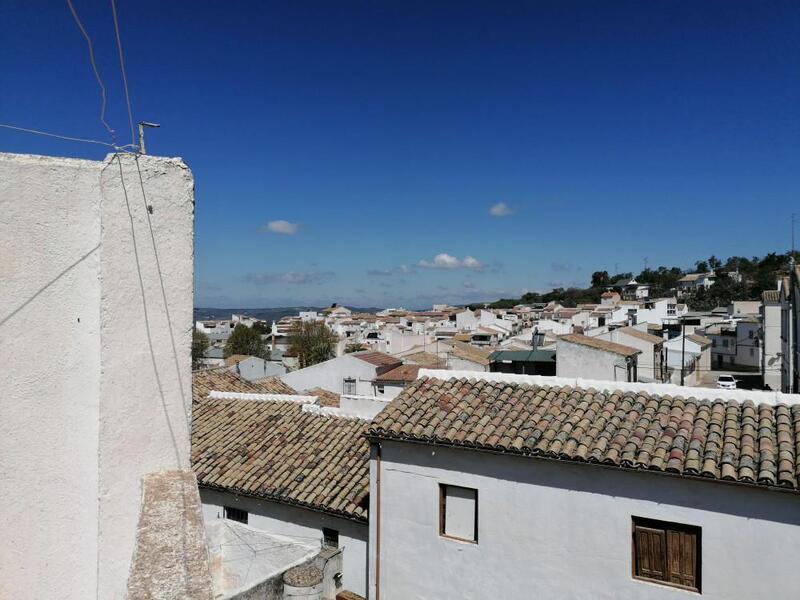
[
  {"left": 556, "top": 339, "right": 635, "bottom": 381},
  {"left": 230, "top": 356, "right": 286, "bottom": 380},
  {"left": 369, "top": 440, "right": 800, "bottom": 600},
  {"left": 200, "top": 489, "right": 368, "bottom": 597},
  {"left": 0, "top": 152, "right": 195, "bottom": 600},
  {"left": 762, "top": 301, "right": 784, "bottom": 391},
  {"left": 281, "top": 354, "right": 379, "bottom": 396},
  {"left": 0, "top": 153, "right": 101, "bottom": 600}
]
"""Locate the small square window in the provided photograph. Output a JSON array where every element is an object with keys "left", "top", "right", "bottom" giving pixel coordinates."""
[
  {"left": 323, "top": 527, "right": 339, "bottom": 549},
  {"left": 439, "top": 484, "right": 478, "bottom": 543},
  {"left": 224, "top": 506, "right": 248, "bottom": 524},
  {"left": 632, "top": 516, "right": 700, "bottom": 593}
]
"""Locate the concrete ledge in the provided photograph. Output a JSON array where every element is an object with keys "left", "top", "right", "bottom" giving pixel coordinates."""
[{"left": 127, "top": 470, "right": 213, "bottom": 600}]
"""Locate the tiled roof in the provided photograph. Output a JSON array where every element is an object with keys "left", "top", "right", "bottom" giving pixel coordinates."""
[
  {"left": 306, "top": 387, "right": 341, "bottom": 408},
  {"left": 223, "top": 354, "right": 254, "bottom": 367},
  {"left": 252, "top": 376, "right": 298, "bottom": 395},
  {"left": 686, "top": 333, "right": 713, "bottom": 348},
  {"left": 615, "top": 327, "right": 664, "bottom": 345},
  {"left": 192, "top": 369, "right": 266, "bottom": 403},
  {"left": 193, "top": 397, "right": 370, "bottom": 521},
  {"left": 448, "top": 341, "right": 493, "bottom": 366},
  {"left": 367, "top": 376, "right": 800, "bottom": 493},
  {"left": 375, "top": 364, "right": 421, "bottom": 383},
  {"left": 762, "top": 290, "right": 781, "bottom": 303},
  {"left": 353, "top": 351, "right": 402, "bottom": 368},
  {"left": 559, "top": 333, "right": 641, "bottom": 357},
  {"left": 402, "top": 351, "right": 446, "bottom": 369}
]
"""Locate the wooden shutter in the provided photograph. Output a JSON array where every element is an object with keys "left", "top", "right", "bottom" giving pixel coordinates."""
[
  {"left": 666, "top": 529, "right": 698, "bottom": 590},
  {"left": 634, "top": 525, "right": 667, "bottom": 581}
]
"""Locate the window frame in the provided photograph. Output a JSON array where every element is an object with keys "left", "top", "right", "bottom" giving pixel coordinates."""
[
  {"left": 438, "top": 483, "right": 478, "bottom": 544},
  {"left": 342, "top": 377, "right": 357, "bottom": 395},
  {"left": 631, "top": 516, "right": 701, "bottom": 593}
]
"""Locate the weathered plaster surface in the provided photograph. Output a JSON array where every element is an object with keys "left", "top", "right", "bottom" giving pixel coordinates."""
[
  {"left": 98, "top": 153, "right": 195, "bottom": 599},
  {"left": 127, "top": 470, "right": 213, "bottom": 600},
  {"left": 0, "top": 152, "right": 200, "bottom": 599},
  {"left": 0, "top": 153, "right": 102, "bottom": 600}
]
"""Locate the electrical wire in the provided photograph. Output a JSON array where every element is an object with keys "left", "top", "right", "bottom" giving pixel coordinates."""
[
  {"left": 110, "top": 0, "right": 135, "bottom": 146},
  {"left": 65, "top": 0, "right": 116, "bottom": 144},
  {"left": 0, "top": 122, "right": 136, "bottom": 151}
]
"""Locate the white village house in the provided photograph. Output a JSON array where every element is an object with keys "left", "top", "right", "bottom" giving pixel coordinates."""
[
  {"left": 365, "top": 371, "right": 800, "bottom": 600},
  {"left": 556, "top": 333, "right": 640, "bottom": 382}
]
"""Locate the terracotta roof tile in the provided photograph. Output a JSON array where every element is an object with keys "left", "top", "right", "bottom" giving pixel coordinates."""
[
  {"left": 375, "top": 364, "right": 421, "bottom": 383},
  {"left": 252, "top": 376, "right": 298, "bottom": 395},
  {"left": 352, "top": 351, "right": 402, "bottom": 368},
  {"left": 306, "top": 387, "right": 341, "bottom": 408},
  {"left": 366, "top": 376, "right": 800, "bottom": 494},
  {"left": 615, "top": 327, "right": 664, "bottom": 345},
  {"left": 193, "top": 398, "right": 369, "bottom": 521},
  {"left": 559, "top": 333, "right": 641, "bottom": 357}
]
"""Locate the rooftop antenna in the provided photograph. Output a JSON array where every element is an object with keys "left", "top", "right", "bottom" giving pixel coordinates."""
[
  {"left": 793, "top": 213, "right": 796, "bottom": 258},
  {"left": 138, "top": 121, "right": 160, "bottom": 154}
]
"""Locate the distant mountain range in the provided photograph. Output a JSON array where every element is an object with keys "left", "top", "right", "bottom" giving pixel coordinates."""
[{"left": 194, "top": 306, "right": 385, "bottom": 322}]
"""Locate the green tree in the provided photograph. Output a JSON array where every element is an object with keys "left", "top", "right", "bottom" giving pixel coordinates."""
[
  {"left": 251, "top": 320, "right": 270, "bottom": 335},
  {"left": 288, "top": 321, "right": 337, "bottom": 368},
  {"left": 695, "top": 260, "right": 709, "bottom": 273},
  {"left": 591, "top": 270, "right": 610, "bottom": 288},
  {"left": 192, "top": 329, "right": 209, "bottom": 370},
  {"left": 345, "top": 342, "right": 366, "bottom": 353},
  {"left": 224, "top": 324, "right": 267, "bottom": 359}
]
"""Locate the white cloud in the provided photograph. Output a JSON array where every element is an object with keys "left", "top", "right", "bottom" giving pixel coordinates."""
[
  {"left": 262, "top": 220, "right": 299, "bottom": 235},
  {"left": 418, "top": 253, "right": 485, "bottom": 270},
  {"left": 489, "top": 202, "right": 513, "bottom": 217}
]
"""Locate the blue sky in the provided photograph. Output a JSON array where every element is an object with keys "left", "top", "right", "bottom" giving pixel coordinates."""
[{"left": 2, "top": 1, "right": 798, "bottom": 308}]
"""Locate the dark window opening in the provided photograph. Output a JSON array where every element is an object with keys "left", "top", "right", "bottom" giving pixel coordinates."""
[
  {"left": 323, "top": 527, "right": 339, "bottom": 548},
  {"left": 224, "top": 505, "right": 248, "bottom": 524}
]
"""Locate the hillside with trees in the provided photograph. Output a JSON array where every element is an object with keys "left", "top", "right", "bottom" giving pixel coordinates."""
[{"left": 480, "top": 251, "right": 796, "bottom": 310}]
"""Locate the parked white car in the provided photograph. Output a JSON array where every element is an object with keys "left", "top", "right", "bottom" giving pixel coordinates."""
[{"left": 716, "top": 374, "right": 738, "bottom": 390}]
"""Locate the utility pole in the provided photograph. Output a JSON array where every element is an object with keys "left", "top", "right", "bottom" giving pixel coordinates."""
[
  {"left": 137, "top": 121, "right": 161, "bottom": 154},
  {"left": 644, "top": 257, "right": 648, "bottom": 271}
]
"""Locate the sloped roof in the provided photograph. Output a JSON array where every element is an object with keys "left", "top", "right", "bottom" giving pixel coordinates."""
[
  {"left": 375, "top": 364, "right": 421, "bottom": 383},
  {"left": 305, "top": 387, "right": 341, "bottom": 408},
  {"left": 192, "top": 369, "right": 267, "bottom": 403},
  {"left": 762, "top": 290, "right": 781, "bottom": 303},
  {"left": 449, "top": 340, "right": 493, "bottom": 366},
  {"left": 558, "top": 333, "right": 641, "bottom": 357},
  {"left": 252, "top": 376, "right": 298, "bottom": 395},
  {"left": 193, "top": 397, "right": 370, "bottom": 521},
  {"left": 366, "top": 376, "right": 800, "bottom": 493},
  {"left": 402, "top": 351, "right": 446, "bottom": 369},
  {"left": 352, "top": 351, "right": 402, "bottom": 368},
  {"left": 615, "top": 326, "right": 664, "bottom": 345},
  {"left": 686, "top": 333, "right": 713, "bottom": 348},
  {"left": 223, "top": 354, "right": 255, "bottom": 367}
]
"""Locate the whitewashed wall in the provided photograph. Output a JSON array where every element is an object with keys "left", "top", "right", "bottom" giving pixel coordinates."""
[
  {"left": 369, "top": 440, "right": 800, "bottom": 600},
  {"left": 281, "top": 354, "right": 379, "bottom": 395},
  {"left": 200, "top": 488, "right": 368, "bottom": 597},
  {"left": 556, "top": 339, "right": 632, "bottom": 381},
  {"left": 0, "top": 152, "right": 195, "bottom": 599}
]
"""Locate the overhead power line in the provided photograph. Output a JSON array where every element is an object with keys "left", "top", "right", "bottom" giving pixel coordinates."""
[
  {"left": 110, "top": 0, "right": 136, "bottom": 146},
  {"left": 65, "top": 0, "right": 116, "bottom": 144},
  {"left": 0, "top": 122, "right": 136, "bottom": 150}
]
